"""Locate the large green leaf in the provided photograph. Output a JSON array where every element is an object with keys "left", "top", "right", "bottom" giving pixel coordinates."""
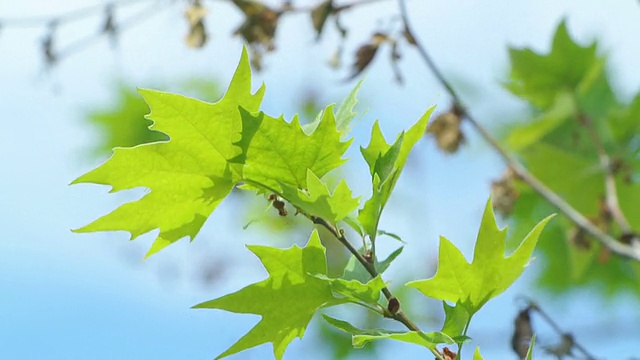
[
  {"left": 358, "top": 108, "right": 433, "bottom": 239},
  {"left": 194, "top": 230, "right": 346, "bottom": 359},
  {"left": 407, "top": 198, "right": 553, "bottom": 315},
  {"left": 322, "top": 315, "right": 455, "bottom": 349},
  {"left": 72, "top": 48, "right": 264, "bottom": 256}
]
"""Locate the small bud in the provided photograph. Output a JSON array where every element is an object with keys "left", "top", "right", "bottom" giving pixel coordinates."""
[
  {"left": 363, "top": 250, "right": 373, "bottom": 263},
  {"left": 272, "top": 199, "right": 287, "bottom": 216},
  {"left": 387, "top": 297, "right": 400, "bottom": 315},
  {"left": 443, "top": 347, "right": 457, "bottom": 360}
]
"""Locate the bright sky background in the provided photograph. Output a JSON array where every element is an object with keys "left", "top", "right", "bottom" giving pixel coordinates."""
[{"left": 1, "top": 1, "right": 639, "bottom": 359}]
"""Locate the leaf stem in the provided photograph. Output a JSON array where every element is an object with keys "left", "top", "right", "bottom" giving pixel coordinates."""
[
  {"left": 397, "top": 0, "right": 640, "bottom": 262},
  {"left": 310, "top": 216, "right": 444, "bottom": 360}
]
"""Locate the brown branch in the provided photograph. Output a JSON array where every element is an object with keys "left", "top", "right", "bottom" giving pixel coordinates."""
[
  {"left": 397, "top": 0, "right": 640, "bottom": 262},
  {"left": 523, "top": 299, "right": 598, "bottom": 360},
  {"left": 310, "top": 216, "right": 444, "bottom": 360}
]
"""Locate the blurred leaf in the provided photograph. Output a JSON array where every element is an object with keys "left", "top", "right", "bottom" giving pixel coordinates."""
[
  {"left": 86, "top": 84, "right": 169, "bottom": 156},
  {"left": 505, "top": 91, "right": 576, "bottom": 150},
  {"left": 506, "top": 20, "right": 599, "bottom": 108},
  {"left": 311, "top": 0, "right": 333, "bottom": 39}
]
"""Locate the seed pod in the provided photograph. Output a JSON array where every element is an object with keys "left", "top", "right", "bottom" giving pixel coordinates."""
[
  {"left": 491, "top": 168, "right": 519, "bottom": 217},
  {"left": 427, "top": 109, "right": 465, "bottom": 153},
  {"left": 184, "top": 1, "right": 208, "bottom": 48},
  {"left": 511, "top": 308, "right": 533, "bottom": 359}
]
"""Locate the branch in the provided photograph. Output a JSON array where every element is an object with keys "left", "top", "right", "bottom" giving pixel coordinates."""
[
  {"left": 522, "top": 298, "right": 598, "bottom": 360},
  {"left": 578, "top": 112, "right": 635, "bottom": 236},
  {"left": 310, "top": 216, "right": 444, "bottom": 360},
  {"left": 397, "top": 0, "right": 640, "bottom": 262}
]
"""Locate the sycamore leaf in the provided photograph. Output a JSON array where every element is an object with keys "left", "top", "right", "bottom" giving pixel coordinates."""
[
  {"left": 358, "top": 108, "right": 433, "bottom": 239},
  {"left": 441, "top": 301, "right": 470, "bottom": 338},
  {"left": 303, "top": 79, "right": 363, "bottom": 137},
  {"left": 505, "top": 91, "right": 576, "bottom": 150},
  {"left": 322, "top": 315, "right": 455, "bottom": 349},
  {"left": 237, "top": 105, "right": 352, "bottom": 190},
  {"left": 194, "top": 231, "right": 346, "bottom": 360},
  {"left": 506, "top": 20, "right": 599, "bottom": 108},
  {"left": 72, "top": 48, "right": 264, "bottom": 257},
  {"left": 343, "top": 246, "right": 403, "bottom": 283},
  {"left": 313, "top": 274, "right": 386, "bottom": 305},
  {"left": 407, "top": 198, "right": 553, "bottom": 316},
  {"left": 279, "top": 169, "right": 359, "bottom": 224}
]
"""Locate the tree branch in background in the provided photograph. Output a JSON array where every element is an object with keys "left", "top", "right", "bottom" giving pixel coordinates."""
[
  {"left": 397, "top": 0, "right": 640, "bottom": 262},
  {"left": 578, "top": 112, "right": 637, "bottom": 240},
  {"left": 514, "top": 297, "right": 598, "bottom": 360}
]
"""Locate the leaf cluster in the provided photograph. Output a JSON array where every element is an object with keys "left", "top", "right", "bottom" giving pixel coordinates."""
[{"left": 73, "top": 48, "right": 550, "bottom": 359}]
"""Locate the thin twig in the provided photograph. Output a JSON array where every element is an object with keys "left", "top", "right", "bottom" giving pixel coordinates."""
[
  {"left": 397, "top": 0, "right": 640, "bottom": 262},
  {"left": 578, "top": 112, "right": 634, "bottom": 235},
  {"left": 311, "top": 216, "right": 444, "bottom": 360}
]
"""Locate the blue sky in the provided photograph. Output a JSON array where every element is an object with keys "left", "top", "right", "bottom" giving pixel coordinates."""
[{"left": 1, "top": 0, "right": 640, "bottom": 359}]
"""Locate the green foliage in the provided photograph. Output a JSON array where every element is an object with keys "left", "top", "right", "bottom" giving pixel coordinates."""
[
  {"left": 72, "top": 48, "right": 264, "bottom": 257},
  {"left": 74, "top": 48, "right": 553, "bottom": 359},
  {"left": 408, "top": 199, "right": 552, "bottom": 316},
  {"left": 194, "top": 231, "right": 347, "bottom": 359},
  {"left": 502, "top": 19, "right": 640, "bottom": 297},
  {"left": 358, "top": 112, "right": 432, "bottom": 241}
]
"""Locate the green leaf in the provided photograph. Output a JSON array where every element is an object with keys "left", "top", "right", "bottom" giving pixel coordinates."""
[
  {"left": 526, "top": 334, "right": 536, "bottom": 360},
  {"left": 72, "top": 48, "right": 264, "bottom": 257},
  {"left": 407, "top": 198, "right": 553, "bottom": 315},
  {"left": 506, "top": 20, "right": 599, "bottom": 108},
  {"left": 343, "top": 246, "right": 403, "bottom": 283},
  {"left": 304, "top": 80, "right": 363, "bottom": 137},
  {"left": 505, "top": 91, "right": 576, "bottom": 150},
  {"left": 313, "top": 274, "right": 386, "bottom": 305},
  {"left": 441, "top": 301, "right": 470, "bottom": 338},
  {"left": 473, "top": 347, "right": 484, "bottom": 360},
  {"left": 322, "top": 315, "right": 455, "bottom": 349},
  {"left": 238, "top": 105, "right": 352, "bottom": 190},
  {"left": 194, "top": 230, "right": 345, "bottom": 360},
  {"left": 358, "top": 108, "right": 433, "bottom": 239},
  {"left": 279, "top": 169, "right": 360, "bottom": 223}
]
